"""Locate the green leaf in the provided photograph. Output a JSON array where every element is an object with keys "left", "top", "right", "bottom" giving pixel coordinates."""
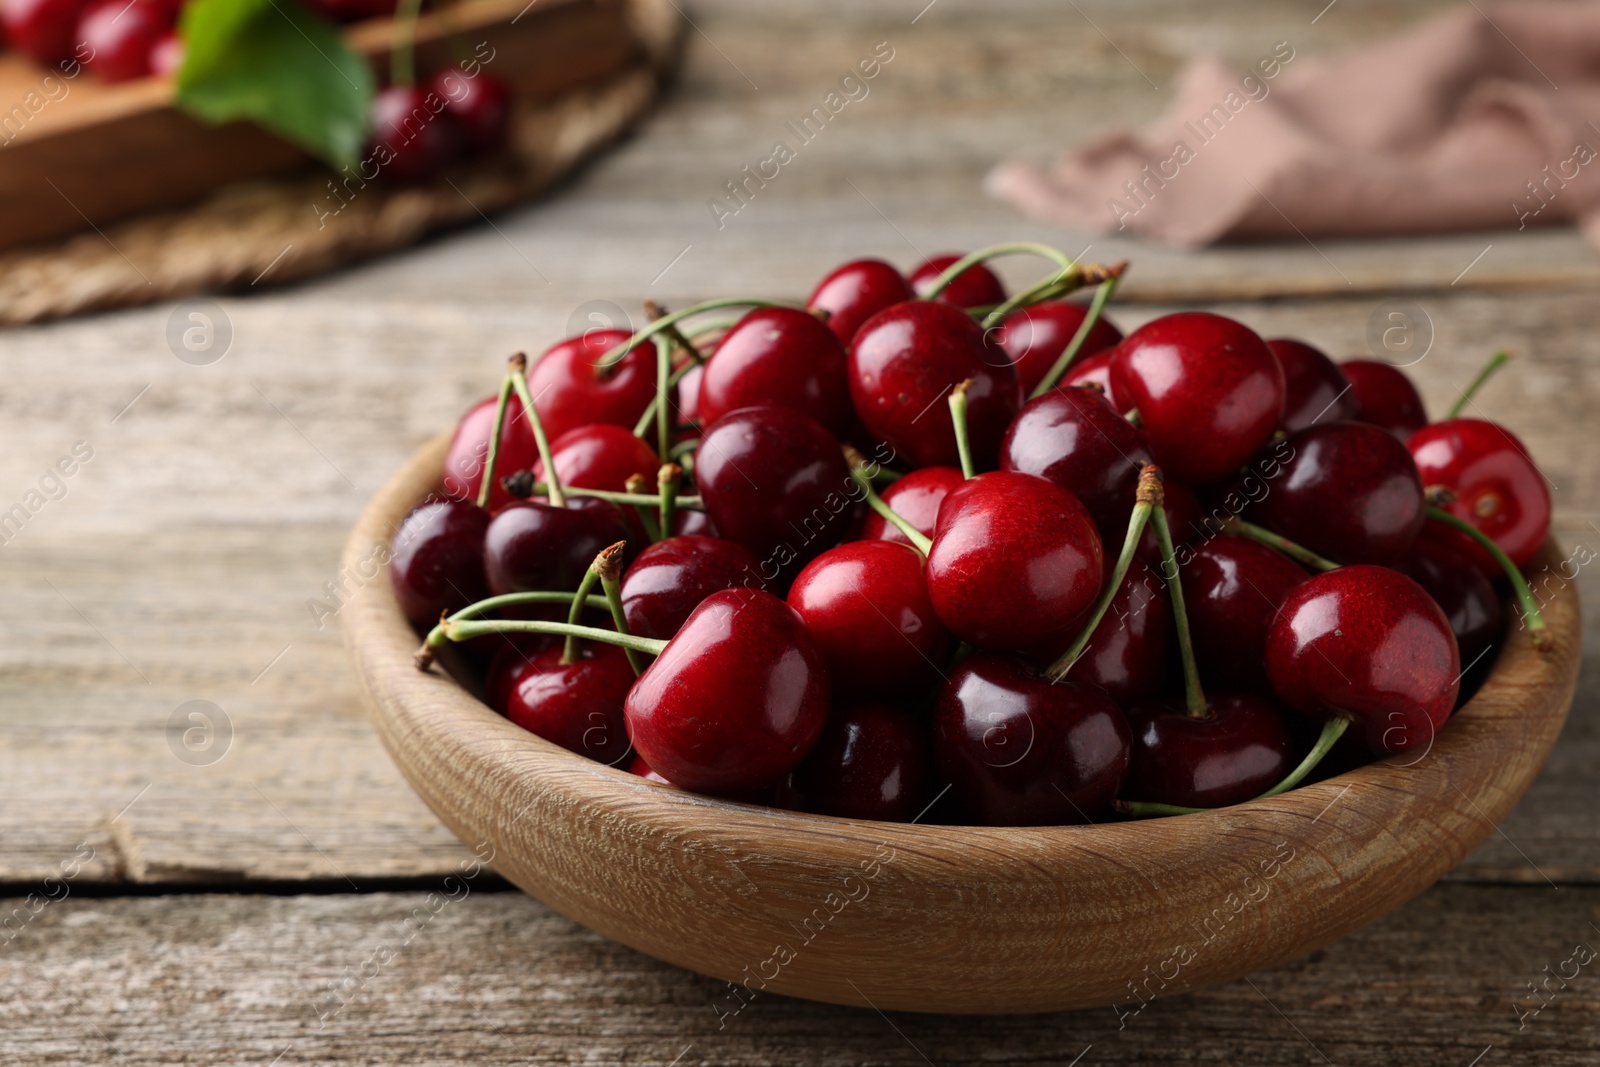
[{"left": 176, "top": 0, "right": 374, "bottom": 168}]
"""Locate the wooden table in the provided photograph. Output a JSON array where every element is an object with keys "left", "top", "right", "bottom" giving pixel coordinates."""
[{"left": 3, "top": 1, "right": 1598, "bottom": 1063}]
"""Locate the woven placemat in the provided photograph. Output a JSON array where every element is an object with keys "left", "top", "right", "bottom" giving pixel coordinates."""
[{"left": 0, "top": 0, "right": 679, "bottom": 326}]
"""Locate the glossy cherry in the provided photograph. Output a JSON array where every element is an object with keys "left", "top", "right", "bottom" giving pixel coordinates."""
[
  {"left": 77, "top": 0, "right": 169, "bottom": 81},
  {"left": 1037, "top": 560, "right": 1170, "bottom": 706},
  {"left": 431, "top": 69, "right": 511, "bottom": 153},
  {"left": 787, "top": 539, "right": 949, "bottom": 695},
  {"left": 1109, "top": 311, "right": 1285, "bottom": 485},
  {"left": 696, "top": 306, "right": 853, "bottom": 437},
  {"left": 620, "top": 534, "right": 763, "bottom": 640},
  {"left": 806, "top": 258, "right": 917, "bottom": 345},
  {"left": 1265, "top": 565, "right": 1460, "bottom": 756},
  {"left": 536, "top": 423, "right": 660, "bottom": 493},
  {"left": 1340, "top": 359, "right": 1427, "bottom": 439},
  {"left": 484, "top": 634, "right": 556, "bottom": 714},
  {"left": 776, "top": 702, "right": 935, "bottom": 822},
  {"left": 505, "top": 644, "right": 633, "bottom": 766},
  {"left": 1253, "top": 421, "right": 1425, "bottom": 564},
  {"left": 932, "top": 653, "right": 1129, "bottom": 826},
  {"left": 858, "top": 466, "right": 964, "bottom": 546},
  {"left": 1391, "top": 528, "right": 1503, "bottom": 673},
  {"left": 2, "top": 0, "right": 92, "bottom": 64},
  {"left": 370, "top": 85, "right": 464, "bottom": 184},
  {"left": 1408, "top": 418, "right": 1550, "bottom": 571},
  {"left": 1179, "top": 535, "right": 1309, "bottom": 695},
  {"left": 910, "top": 253, "right": 1006, "bottom": 309},
  {"left": 147, "top": 29, "right": 181, "bottom": 75},
  {"left": 441, "top": 392, "right": 537, "bottom": 509},
  {"left": 1267, "top": 338, "right": 1353, "bottom": 432},
  {"left": 998, "top": 301, "right": 1124, "bottom": 395},
  {"left": 1123, "top": 694, "right": 1294, "bottom": 809},
  {"left": 926, "top": 471, "right": 1103, "bottom": 651},
  {"left": 849, "top": 300, "right": 1022, "bottom": 469},
  {"left": 525, "top": 328, "right": 655, "bottom": 445},
  {"left": 674, "top": 361, "right": 706, "bottom": 429},
  {"left": 1060, "top": 350, "right": 1127, "bottom": 411},
  {"left": 388, "top": 499, "right": 490, "bottom": 627},
  {"left": 483, "top": 497, "right": 631, "bottom": 598},
  {"left": 624, "top": 587, "right": 829, "bottom": 794}
]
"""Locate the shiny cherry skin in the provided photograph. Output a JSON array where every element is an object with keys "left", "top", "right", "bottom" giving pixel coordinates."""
[
  {"left": 1060, "top": 350, "right": 1127, "bottom": 412},
  {"left": 1253, "top": 421, "right": 1425, "bottom": 564},
  {"left": 675, "top": 361, "right": 706, "bottom": 429},
  {"left": 620, "top": 534, "right": 763, "bottom": 641},
  {"left": 849, "top": 300, "right": 1022, "bottom": 469},
  {"left": 1123, "top": 695, "right": 1294, "bottom": 809},
  {"left": 536, "top": 423, "right": 659, "bottom": 493},
  {"left": 926, "top": 471, "right": 1103, "bottom": 651},
  {"left": 442, "top": 393, "right": 537, "bottom": 509},
  {"left": 787, "top": 540, "right": 949, "bottom": 696},
  {"left": 2, "top": 0, "right": 91, "bottom": 64},
  {"left": 695, "top": 406, "right": 854, "bottom": 582},
  {"left": 483, "top": 497, "right": 630, "bottom": 598},
  {"left": 1109, "top": 312, "right": 1285, "bottom": 485},
  {"left": 697, "top": 307, "right": 853, "bottom": 437},
  {"left": 933, "top": 654, "right": 1129, "bottom": 826},
  {"left": 1036, "top": 560, "right": 1170, "bottom": 706},
  {"left": 1340, "top": 359, "right": 1427, "bottom": 439},
  {"left": 776, "top": 702, "right": 935, "bottom": 822},
  {"left": 998, "top": 301, "right": 1123, "bottom": 395},
  {"left": 484, "top": 634, "right": 556, "bottom": 714},
  {"left": 1268, "top": 338, "right": 1353, "bottom": 432},
  {"left": 388, "top": 499, "right": 490, "bottom": 627},
  {"left": 526, "top": 328, "right": 655, "bottom": 445},
  {"left": 806, "top": 258, "right": 917, "bottom": 345},
  {"left": 1179, "top": 535, "right": 1309, "bottom": 695},
  {"left": 505, "top": 644, "right": 633, "bottom": 766},
  {"left": 1408, "top": 417, "right": 1551, "bottom": 571},
  {"left": 625, "top": 587, "right": 830, "bottom": 794},
  {"left": 147, "top": 29, "right": 180, "bottom": 75},
  {"left": 77, "top": 0, "right": 169, "bottom": 81},
  {"left": 909, "top": 253, "right": 1006, "bottom": 309},
  {"left": 1265, "top": 565, "right": 1460, "bottom": 756},
  {"left": 859, "top": 465, "right": 965, "bottom": 546},
  {"left": 431, "top": 69, "right": 510, "bottom": 153},
  {"left": 624, "top": 753, "right": 773, "bottom": 804},
  {"left": 999, "top": 384, "right": 1152, "bottom": 539},
  {"left": 1391, "top": 527, "right": 1503, "bottom": 673},
  {"left": 627, "top": 753, "right": 673, "bottom": 785},
  {"left": 370, "top": 85, "right": 464, "bottom": 183}
]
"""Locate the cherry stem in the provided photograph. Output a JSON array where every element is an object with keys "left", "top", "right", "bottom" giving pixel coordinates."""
[
  {"left": 920, "top": 242, "right": 1075, "bottom": 302},
  {"left": 645, "top": 300, "right": 706, "bottom": 365},
  {"left": 1117, "top": 717, "right": 1351, "bottom": 817},
  {"left": 626, "top": 474, "right": 663, "bottom": 542},
  {"left": 437, "top": 618, "right": 666, "bottom": 658},
  {"left": 657, "top": 463, "right": 682, "bottom": 539},
  {"left": 654, "top": 337, "right": 671, "bottom": 462},
  {"left": 1224, "top": 517, "right": 1339, "bottom": 572},
  {"left": 596, "top": 542, "right": 646, "bottom": 675},
  {"left": 1446, "top": 350, "right": 1511, "bottom": 420},
  {"left": 1048, "top": 465, "right": 1160, "bottom": 681},
  {"left": 474, "top": 371, "right": 515, "bottom": 510},
  {"left": 598, "top": 298, "right": 794, "bottom": 371},
  {"left": 1029, "top": 272, "right": 1125, "bottom": 399},
  {"left": 1153, "top": 499, "right": 1207, "bottom": 719},
  {"left": 501, "top": 473, "right": 703, "bottom": 509},
  {"left": 561, "top": 560, "right": 605, "bottom": 665},
  {"left": 631, "top": 360, "right": 699, "bottom": 439},
  {"left": 948, "top": 378, "right": 976, "bottom": 479},
  {"left": 415, "top": 591, "right": 609, "bottom": 670},
  {"left": 1424, "top": 505, "right": 1549, "bottom": 649},
  {"left": 983, "top": 259, "right": 1126, "bottom": 334},
  {"left": 390, "top": 0, "right": 424, "bottom": 87},
  {"left": 843, "top": 445, "right": 932, "bottom": 555},
  {"left": 508, "top": 353, "right": 564, "bottom": 507}
]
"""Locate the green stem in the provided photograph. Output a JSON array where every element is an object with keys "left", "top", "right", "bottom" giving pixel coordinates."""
[
  {"left": 596, "top": 547, "right": 647, "bottom": 676},
  {"left": 508, "top": 354, "right": 563, "bottom": 508},
  {"left": 632, "top": 361, "right": 699, "bottom": 439},
  {"left": 626, "top": 475, "right": 662, "bottom": 541},
  {"left": 657, "top": 464, "right": 682, "bottom": 540},
  {"left": 655, "top": 338, "right": 671, "bottom": 463},
  {"left": 1447, "top": 351, "right": 1510, "bottom": 419},
  {"left": 919, "top": 242, "right": 1076, "bottom": 301},
  {"left": 1153, "top": 503, "right": 1206, "bottom": 719},
  {"left": 415, "top": 591, "right": 611, "bottom": 669},
  {"left": 1424, "top": 506, "right": 1549, "bottom": 649},
  {"left": 599, "top": 299, "right": 793, "bottom": 371},
  {"left": 519, "top": 482, "right": 702, "bottom": 510},
  {"left": 440, "top": 618, "right": 666, "bottom": 657},
  {"left": 948, "top": 379, "right": 975, "bottom": 479},
  {"left": 844, "top": 446, "right": 932, "bottom": 555},
  {"left": 645, "top": 300, "right": 707, "bottom": 365},
  {"left": 561, "top": 564, "right": 604, "bottom": 665},
  {"left": 1224, "top": 518, "right": 1339, "bottom": 572},
  {"left": 1117, "top": 717, "right": 1351, "bottom": 817},
  {"left": 390, "top": 0, "right": 424, "bottom": 87},
  {"left": 1029, "top": 274, "right": 1123, "bottom": 399},
  {"left": 474, "top": 372, "right": 515, "bottom": 510}
]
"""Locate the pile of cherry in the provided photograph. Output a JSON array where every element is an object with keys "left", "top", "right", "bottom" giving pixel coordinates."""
[{"left": 395, "top": 243, "right": 1554, "bottom": 827}]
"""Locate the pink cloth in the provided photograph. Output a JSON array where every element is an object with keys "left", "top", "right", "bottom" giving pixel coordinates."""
[{"left": 987, "top": 2, "right": 1600, "bottom": 247}]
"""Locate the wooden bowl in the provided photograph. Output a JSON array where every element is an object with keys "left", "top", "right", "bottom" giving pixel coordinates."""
[{"left": 342, "top": 433, "right": 1581, "bottom": 1013}]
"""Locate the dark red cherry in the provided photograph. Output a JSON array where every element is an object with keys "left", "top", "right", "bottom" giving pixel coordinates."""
[
  {"left": 430, "top": 69, "right": 510, "bottom": 153},
  {"left": 3, "top": 0, "right": 92, "bottom": 64},
  {"left": 505, "top": 644, "right": 633, "bottom": 766},
  {"left": 1109, "top": 312, "right": 1285, "bottom": 485},
  {"left": 1268, "top": 338, "right": 1353, "bottom": 432},
  {"left": 1253, "top": 421, "right": 1425, "bottom": 564},
  {"left": 147, "top": 29, "right": 180, "bottom": 75},
  {"left": 695, "top": 406, "right": 854, "bottom": 582},
  {"left": 1179, "top": 535, "right": 1309, "bottom": 695},
  {"left": 776, "top": 702, "right": 935, "bottom": 822},
  {"left": 621, "top": 534, "right": 763, "bottom": 640},
  {"left": 933, "top": 653, "right": 1129, "bottom": 826},
  {"left": 696, "top": 307, "right": 853, "bottom": 437},
  {"left": 1036, "top": 560, "right": 1170, "bottom": 706},
  {"left": 858, "top": 465, "right": 965, "bottom": 547},
  {"left": 787, "top": 540, "right": 949, "bottom": 696},
  {"left": 625, "top": 753, "right": 774, "bottom": 804},
  {"left": 849, "top": 300, "right": 1022, "bottom": 469},
  {"left": 675, "top": 361, "right": 706, "bottom": 429},
  {"left": 370, "top": 85, "right": 464, "bottom": 184},
  {"left": 484, "top": 634, "right": 557, "bottom": 714},
  {"left": 999, "top": 384, "right": 1152, "bottom": 538},
  {"left": 388, "top": 499, "right": 490, "bottom": 627},
  {"left": 627, "top": 753, "right": 673, "bottom": 785},
  {"left": 536, "top": 424, "right": 659, "bottom": 493},
  {"left": 910, "top": 253, "right": 1006, "bottom": 309},
  {"left": 1123, "top": 695, "right": 1294, "bottom": 809},
  {"left": 625, "top": 587, "right": 829, "bottom": 794},
  {"left": 525, "top": 329, "right": 654, "bottom": 446},
  {"left": 442, "top": 393, "right": 537, "bottom": 509},
  {"left": 1265, "top": 566, "right": 1460, "bottom": 756},
  {"left": 1391, "top": 528, "right": 1503, "bottom": 672},
  {"left": 1060, "top": 350, "right": 1127, "bottom": 411},
  {"left": 1408, "top": 418, "right": 1550, "bottom": 572},
  {"left": 77, "top": 0, "right": 168, "bottom": 81},
  {"left": 1340, "top": 359, "right": 1427, "bottom": 439},
  {"left": 926, "top": 471, "right": 1103, "bottom": 651},
  {"left": 998, "top": 301, "right": 1124, "bottom": 395},
  {"left": 483, "top": 497, "right": 630, "bottom": 598},
  {"left": 806, "top": 258, "right": 917, "bottom": 345},
  {"left": 1136, "top": 478, "right": 1204, "bottom": 567}
]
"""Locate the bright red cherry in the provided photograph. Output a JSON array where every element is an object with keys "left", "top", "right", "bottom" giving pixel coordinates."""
[
  {"left": 1408, "top": 418, "right": 1550, "bottom": 571},
  {"left": 998, "top": 301, "right": 1123, "bottom": 395},
  {"left": 910, "top": 253, "right": 1006, "bottom": 309},
  {"left": 1109, "top": 312, "right": 1285, "bottom": 485},
  {"left": 1060, "top": 350, "right": 1127, "bottom": 411},
  {"left": 1340, "top": 359, "right": 1427, "bottom": 439},
  {"left": 1123, "top": 695, "right": 1294, "bottom": 809},
  {"left": 933, "top": 654, "right": 1130, "bottom": 826},
  {"left": 505, "top": 644, "right": 633, "bottom": 766},
  {"left": 675, "top": 361, "right": 706, "bottom": 430},
  {"left": 848, "top": 300, "right": 1022, "bottom": 469},
  {"left": 484, "top": 634, "right": 556, "bottom": 714},
  {"left": 1267, "top": 338, "right": 1353, "bottom": 432},
  {"left": 430, "top": 69, "right": 510, "bottom": 154},
  {"left": 696, "top": 307, "right": 853, "bottom": 437},
  {"left": 482, "top": 498, "right": 630, "bottom": 599},
  {"left": 1265, "top": 566, "right": 1460, "bottom": 756},
  {"left": 806, "top": 258, "right": 917, "bottom": 345},
  {"left": 776, "top": 702, "right": 935, "bottom": 822},
  {"left": 1179, "top": 535, "right": 1309, "bottom": 695},
  {"left": 1392, "top": 528, "right": 1503, "bottom": 675},
  {"left": 536, "top": 424, "right": 659, "bottom": 493},
  {"left": 1253, "top": 422, "right": 1425, "bottom": 564},
  {"left": 388, "top": 500, "right": 490, "bottom": 627},
  {"left": 625, "top": 588, "right": 830, "bottom": 794},
  {"left": 147, "top": 29, "right": 181, "bottom": 75},
  {"left": 370, "top": 85, "right": 464, "bottom": 184},
  {"left": 441, "top": 393, "right": 536, "bottom": 510},
  {"left": 77, "top": 0, "right": 169, "bottom": 81},
  {"left": 621, "top": 535, "right": 763, "bottom": 640},
  {"left": 787, "top": 540, "right": 949, "bottom": 696},
  {"left": 1036, "top": 561, "right": 1170, "bottom": 707},
  {"left": 525, "top": 329, "right": 655, "bottom": 446},
  {"left": 3, "top": 0, "right": 92, "bottom": 64},
  {"left": 858, "top": 465, "right": 965, "bottom": 547},
  {"left": 926, "top": 471, "right": 1103, "bottom": 651}
]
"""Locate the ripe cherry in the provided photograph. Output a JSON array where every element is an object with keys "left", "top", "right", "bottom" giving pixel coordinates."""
[
  {"left": 1059, "top": 350, "right": 1126, "bottom": 411},
  {"left": 910, "top": 253, "right": 1006, "bottom": 309},
  {"left": 933, "top": 653, "right": 1130, "bottom": 826},
  {"left": 1123, "top": 695, "right": 1294, "bottom": 809},
  {"left": 505, "top": 644, "right": 633, "bottom": 766},
  {"left": 696, "top": 307, "right": 854, "bottom": 437},
  {"left": 525, "top": 329, "right": 655, "bottom": 446},
  {"left": 776, "top": 702, "right": 935, "bottom": 822},
  {"left": 2, "top": 0, "right": 92, "bottom": 64},
  {"left": 806, "top": 258, "right": 916, "bottom": 345},
  {"left": 147, "top": 29, "right": 180, "bottom": 75},
  {"left": 371, "top": 85, "right": 464, "bottom": 184},
  {"left": 625, "top": 588, "right": 829, "bottom": 794},
  {"left": 536, "top": 424, "right": 660, "bottom": 493},
  {"left": 431, "top": 69, "right": 511, "bottom": 154},
  {"left": 442, "top": 393, "right": 536, "bottom": 509},
  {"left": 858, "top": 466, "right": 964, "bottom": 547},
  {"left": 1265, "top": 565, "right": 1460, "bottom": 756},
  {"left": 1408, "top": 418, "right": 1550, "bottom": 571},
  {"left": 1392, "top": 528, "right": 1503, "bottom": 676},
  {"left": 1340, "top": 359, "right": 1427, "bottom": 439},
  {"left": 1179, "top": 536, "right": 1309, "bottom": 695},
  {"left": 787, "top": 540, "right": 949, "bottom": 696},
  {"left": 388, "top": 499, "right": 490, "bottom": 627},
  {"left": 1035, "top": 561, "right": 1170, "bottom": 706},
  {"left": 77, "top": 0, "right": 169, "bottom": 81},
  {"left": 483, "top": 497, "right": 631, "bottom": 600},
  {"left": 484, "top": 634, "right": 556, "bottom": 714},
  {"left": 998, "top": 301, "right": 1123, "bottom": 395},
  {"left": 1109, "top": 312, "right": 1285, "bottom": 485},
  {"left": 849, "top": 300, "right": 1022, "bottom": 469},
  {"left": 926, "top": 471, "right": 1103, "bottom": 651},
  {"left": 620, "top": 534, "right": 762, "bottom": 640},
  {"left": 1267, "top": 338, "right": 1353, "bottom": 432}
]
